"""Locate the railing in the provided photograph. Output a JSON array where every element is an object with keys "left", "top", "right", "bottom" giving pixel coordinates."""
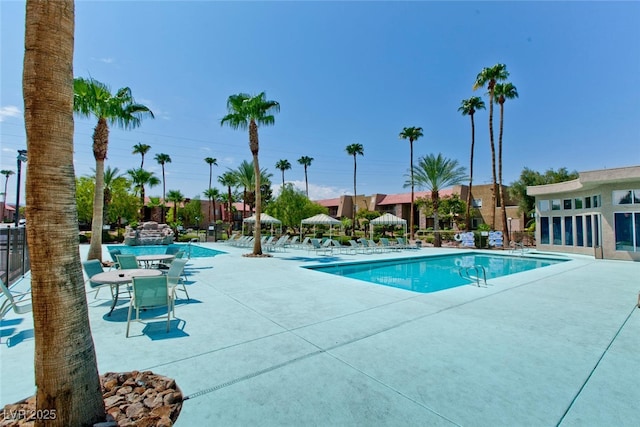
[
  {"left": 458, "top": 265, "right": 487, "bottom": 287},
  {"left": 1, "top": 226, "right": 30, "bottom": 285}
]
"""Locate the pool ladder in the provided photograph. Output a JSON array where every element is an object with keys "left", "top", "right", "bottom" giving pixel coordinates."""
[{"left": 458, "top": 265, "right": 487, "bottom": 287}]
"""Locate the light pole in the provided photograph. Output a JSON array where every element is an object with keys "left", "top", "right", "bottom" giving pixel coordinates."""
[
  {"left": 195, "top": 216, "right": 200, "bottom": 241},
  {"left": 15, "top": 150, "right": 28, "bottom": 226},
  {"left": 507, "top": 217, "right": 512, "bottom": 243}
]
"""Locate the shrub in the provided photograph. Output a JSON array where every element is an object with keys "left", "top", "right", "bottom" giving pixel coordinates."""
[{"left": 78, "top": 234, "right": 88, "bottom": 244}]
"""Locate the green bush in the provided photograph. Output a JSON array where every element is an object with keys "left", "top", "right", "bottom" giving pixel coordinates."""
[{"left": 78, "top": 234, "right": 88, "bottom": 243}]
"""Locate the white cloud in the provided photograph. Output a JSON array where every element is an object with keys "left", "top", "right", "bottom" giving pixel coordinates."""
[
  {"left": 275, "top": 180, "right": 348, "bottom": 200},
  {"left": 98, "top": 57, "right": 114, "bottom": 64},
  {"left": 0, "top": 105, "right": 21, "bottom": 122}
]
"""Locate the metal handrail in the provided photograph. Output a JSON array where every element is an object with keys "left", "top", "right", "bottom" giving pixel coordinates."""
[{"left": 458, "top": 265, "right": 487, "bottom": 287}]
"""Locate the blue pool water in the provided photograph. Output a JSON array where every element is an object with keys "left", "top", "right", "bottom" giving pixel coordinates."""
[
  {"left": 305, "top": 253, "right": 567, "bottom": 293},
  {"left": 107, "top": 244, "right": 225, "bottom": 258}
]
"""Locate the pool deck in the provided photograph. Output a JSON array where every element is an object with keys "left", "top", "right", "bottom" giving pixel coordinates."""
[{"left": 2, "top": 242, "right": 639, "bottom": 426}]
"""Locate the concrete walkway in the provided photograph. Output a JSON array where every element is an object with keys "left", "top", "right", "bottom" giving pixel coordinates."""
[{"left": 1, "top": 242, "right": 638, "bottom": 426}]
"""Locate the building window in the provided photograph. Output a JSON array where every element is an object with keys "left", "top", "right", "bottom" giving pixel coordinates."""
[
  {"left": 472, "top": 218, "right": 482, "bottom": 228},
  {"left": 552, "top": 217, "right": 562, "bottom": 245},
  {"left": 575, "top": 215, "right": 584, "bottom": 246},
  {"left": 472, "top": 199, "right": 482, "bottom": 208},
  {"left": 563, "top": 199, "right": 572, "bottom": 210},
  {"left": 574, "top": 198, "right": 583, "bottom": 209},
  {"left": 540, "top": 217, "right": 550, "bottom": 244},
  {"left": 593, "top": 195, "right": 601, "bottom": 208},
  {"left": 613, "top": 190, "right": 633, "bottom": 205},
  {"left": 585, "top": 197, "right": 591, "bottom": 209},
  {"left": 564, "top": 216, "right": 573, "bottom": 246},
  {"left": 586, "top": 215, "right": 593, "bottom": 247},
  {"left": 538, "top": 200, "right": 550, "bottom": 211},
  {"left": 551, "top": 200, "right": 561, "bottom": 211},
  {"left": 614, "top": 212, "right": 638, "bottom": 251}
]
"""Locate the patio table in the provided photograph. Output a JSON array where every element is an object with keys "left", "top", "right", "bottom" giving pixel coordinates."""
[
  {"left": 135, "top": 254, "right": 175, "bottom": 269},
  {"left": 91, "top": 269, "right": 162, "bottom": 316}
]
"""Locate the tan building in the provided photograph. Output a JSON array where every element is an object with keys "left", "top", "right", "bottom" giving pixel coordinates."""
[
  {"left": 315, "top": 184, "right": 522, "bottom": 233},
  {"left": 527, "top": 165, "right": 640, "bottom": 261}
]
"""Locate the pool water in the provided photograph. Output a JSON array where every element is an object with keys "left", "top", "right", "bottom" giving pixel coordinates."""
[
  {"left": 305, "top": 253, "right": 567, "bottom": 293},
  {"left": 107, "top": 244, "right": 225, "bottom": 258}
]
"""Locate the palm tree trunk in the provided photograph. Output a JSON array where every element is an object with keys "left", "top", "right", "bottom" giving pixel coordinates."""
[
  {"left": 488, "top": 85, "right": 497, "bottom": 229},
  {"left": 409, "top": 139, "right": 415, "bottom": 240},
  {"left": 352, "top": 155, "right": 357, "bottom": 236},
  {"left": 465, "top": 113, "right": 475, "bottom": 231},
  {"left": 2, "top": 176, "right": 9, "bottom": 220},
  {"left": 161, "top": 165, "right": 166, "bottom": 223},
  {"left": 498, "top": 102, "right": 509, "bottom": 242},
  {"left": 88, "top": 157, "right": 105, "bottom": 261},
  {"left": 24, "top": 1, "right": 106, "bottom": 424},
  {"left": 432, "top": 191, "right": 441, "bottom": 247},
  {"left": 281, "top": 170, "right": 285, "bottom": 188},
  {"left": 304, "top": 167, "right": 309, "bottom": 197},
  {"left": 249, "top": 120, "right": 262, "bottom": 255},
  {"left": 227, "top": 185, "right": 233, "bottom": 236}
]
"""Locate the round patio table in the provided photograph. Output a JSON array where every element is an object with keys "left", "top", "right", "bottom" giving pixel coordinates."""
[
  {"left": 136, "top": 254, "right": 175, "bottom": 269},
  {"left": 91, "top": 269, "right": 162, "bottom": 316}
]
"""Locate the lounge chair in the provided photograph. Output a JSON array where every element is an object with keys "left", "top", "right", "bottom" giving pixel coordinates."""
[
  {"left": 286, "top": 236, "right": 299, "bottom": 248},
  {"left": 108, "top": 249, "right": 122, "bottom": 269},
  {"left": 126, "top": 275, "right": 174, "bottom": 337},
  {"left": 379, "top": 237, "right": 399, "bottom": 252},
  {"left": 1, "top": 279, "right": 32, "bottom": 321},
  {"left": 347, "top": 239, "right": 364, "bottom": 254},
  {"left": 358, "top": 238, "right": 375, "bottom": 254},
  {"left": 297, "top": 237, "right": 312, "bottom": 249},
  {"left": 309, "top": 238, "right": 332, "bottom": 255}
]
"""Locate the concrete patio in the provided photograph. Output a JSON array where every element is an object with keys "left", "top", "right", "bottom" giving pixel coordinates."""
[{"left": 1, "top": 242, "right": 639, "bottom": 426}]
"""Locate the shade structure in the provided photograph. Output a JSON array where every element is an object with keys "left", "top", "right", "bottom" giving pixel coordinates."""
[
  {"left": 242, "top": 213, "right": 282, "bottom": 235},
  {"left": 300, "top": 214, "right": 342, "bottom": 239},
  {"left": 369, "top": 213, "right": 407, "bottom": 237}
]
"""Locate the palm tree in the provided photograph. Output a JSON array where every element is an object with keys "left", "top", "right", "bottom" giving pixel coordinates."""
[
  {"left": 494, "top": 82, "right": 519, "bottom": 242},
  {"left": 345, "top": 143, "right": 364, "bottom": 228},
  {"left": 74, "top": 77, "right": 154, "bottom": 261},
  {"left": 399, "top": 126, "right": 424, "bottom": 240},
  {"left": 1, "top": 170, "right": 14, "bottom": 221},
  {"left": 166, "top": 189, "right": 185, "bottom": 229},
  {"left": 218, "top": 171, "right": 237, "bottom": 234},
  {"left": 101, "top": 166, "right": 125, "bottom": 224},
  {"left": 204, "top": 157, "right": 218, "bottom": 189},
  {"left": 458, "top": 96, "right": 485, "bottom": 230},
  {"left": 408, "top": 154, "right": 467, "bottom": 247},
  {"left": 221, "top": 92, "right": 280, "bottom": 256},
  {"left": 297, "top": 156, "right": 314, "bottom": 197},
  {"left": 24, "top": 1, "right": 106, "bottom": 423},
  {"left": 154, "top": 153, "right": 171, "bottom": 223},
  {"left": 275, "top": 159, "right": 291, "bottom": 188},
  {"left": 127, "top": 168, "right": 160, "bottom": 220},
  {"left": 132, "top": 142, "right": 151, "bottom": 168},
  {"left": 473, "top": 63, "right": 509, "bottom": 229}
]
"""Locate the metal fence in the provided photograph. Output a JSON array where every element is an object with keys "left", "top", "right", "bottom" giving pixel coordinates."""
[{"left": 1, "top": 226, "right": 30, "bottom": 285}]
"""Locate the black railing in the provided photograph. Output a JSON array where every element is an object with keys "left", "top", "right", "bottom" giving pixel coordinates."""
[{"left": 1, "top": 226, "right": 30, "bottom": 285}]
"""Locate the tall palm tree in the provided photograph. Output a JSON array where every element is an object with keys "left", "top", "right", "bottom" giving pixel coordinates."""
[
  {"left": 473, "top": 63, "right": 509, "bottom": 229},
  {"left": 100, "top": 166, "right": 125, "bottom": 224},
  {"left": 221, "top": 92, "right": 280, "bottom": 256},
  {"left": 345, "top": 143, "right": 364, "bottom": 227},
  {"left": 132, "top": 142, "right": 151, "bottom": 168},
  {"left": 74, "top": 77, "right": 154, "bottom": 261},
  {"left": 24, "top": 1, "right": 106, "bottom": 423},
  {"left": 218, "top": 171, "right": 237, "bottom": 234},
  {"left": 154, "top": 153, "right": 171, "bottom": 223},
  {"left": 127, "top": 168, "right": 160, "bottom": 220},
  {"left": 1, "top": 170, "right": 14, "bottom": 221},
  {"left": 166, "top": 189, "right": 185, "bottom": 227},
  {"left": 408, "top": 153, "right": 467, "bottom": 247},
  {"left": 204, "top": 157, "right": 218, "bottom": 189},
  {"left": 494, "top": 82, "right": 519, "bottom": 242},
  {"left": 399, "top": 126, "right": 424, "bottom": 240},
  {"left": 297, "top": 155, "right": 314, "bottom": 197},
  {"left": 458, "top": 96, "right": 485, "bottom": 230},
  {"left": 275, "top": 159, "right": 291, "bottom": 188}
]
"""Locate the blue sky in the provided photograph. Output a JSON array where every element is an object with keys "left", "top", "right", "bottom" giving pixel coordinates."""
[{"left": 1, "top": 1, "right": 639, "bottom": 206}]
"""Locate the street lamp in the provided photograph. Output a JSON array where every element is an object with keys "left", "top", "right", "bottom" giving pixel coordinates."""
[
  {"left": 195, "top": 216, "right": 200, "bottom": 241},
  {"left": 507, "top": 217, "right": 512, "bottom": 242},
  {"left": 15, "top": 150, "right": 27, "bottom": 226}
]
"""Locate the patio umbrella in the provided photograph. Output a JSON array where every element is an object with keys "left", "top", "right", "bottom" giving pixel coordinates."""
[
  {"left": 300, "top": 213, "right": 342, "bottom": 239},
  {"left": 369, "top": 213, "right": 407, "bottom": 238},
  {"left": 243, "top": 213, "right": 282, "bottom": 235}
]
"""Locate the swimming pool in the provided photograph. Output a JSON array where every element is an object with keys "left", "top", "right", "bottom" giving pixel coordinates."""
[
  {"left": 107, "top": 244, "right": 225, "bottom": 258},
  {"left": 305, "top": 252, "right": 568, "bottom": 293}
]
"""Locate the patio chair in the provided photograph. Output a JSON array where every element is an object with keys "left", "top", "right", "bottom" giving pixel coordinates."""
[
  {"left": 358, "top": 238, "right": 374, "bottom": 254},
  {"left": 347, "top": 239, "right": 363, "bottom": 254},
  {"left": 108, "top": 249, "right": 122, "bottom": 269},
  {"left": 116, "top": 254, "right": 140, "bottom": 270},
  {"left": 286, "top": 236, "right": 299, "bottom": 248},
  {"left": 164, "top": 258, "right": 189, "bottom": 301},
  {"left": 1, "top": 279, "right": 32, "bottom": 321},
  {"left": 379, "top": 237, "right": 399, "bottom": 252},
  {"left": 83, "top": 259, "right": 109, "bottom": 299},
  {"left": 309, "top": 238, "right": 332, "bottom": 255},
  {"left": 158, "top": 250, "right": 184, "bottom": 270},
  {"left": 165, "top": 246, "right": 181, "bottom": 255},
  {"left": 297, "top": 237, "right": 311, "bottom": 249},
  {"left": 126, "top": 275, "right": 174, "bottom": 337}
]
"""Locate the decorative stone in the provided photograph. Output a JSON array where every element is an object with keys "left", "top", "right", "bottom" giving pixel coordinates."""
[{"left": 124, "top": 222, "right": 174, "bottom": 246}]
